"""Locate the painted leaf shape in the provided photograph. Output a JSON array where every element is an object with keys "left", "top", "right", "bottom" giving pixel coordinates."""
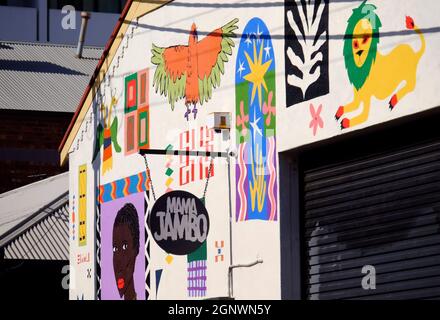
[{"left": 286, "top": 0, "right": 326, "bottom": 99}]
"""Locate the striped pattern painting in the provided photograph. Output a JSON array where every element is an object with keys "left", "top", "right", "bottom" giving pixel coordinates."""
[
  {"left": 187, "top": 241, "right": 207, "bottom": 298},
  {"left": 187, "top": 260, "right": 207, "bottom": 298},
  {"left": 99, "top": 171, "right": 150, "bottom": 204}
]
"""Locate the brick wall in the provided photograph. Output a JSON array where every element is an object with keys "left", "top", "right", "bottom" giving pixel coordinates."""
[{"left": 0, "top": 110, "right": 73, "bottom": 193}]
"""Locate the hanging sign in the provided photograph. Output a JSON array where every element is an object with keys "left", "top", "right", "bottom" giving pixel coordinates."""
[{"left": 149, "top": 190, "right": 209, "bottom": 255}]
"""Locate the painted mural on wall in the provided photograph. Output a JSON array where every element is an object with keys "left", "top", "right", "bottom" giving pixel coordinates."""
[
  {"left": 92, "top": 96, "right": 122, "bottom": 174},
  {"left": 285, "top": 0, "right": 329, "bottom": 106},
  {"left": 235, "top": 17, "right": 278, "bottom": 222},
  {"left": 179, "top": 126, "right": 215, "bottom": 186},
  {"left": 99, "top": 172, "right": 150, "bottom": 300},
  {"left": 164, "top": 144, "right": 175, "bottom": 193},
  {"left": 187, "top": 241, "right": 207, "bottom": 298},
  {"left": 124, "top": 69, "right": 150, "bottom": 154},
  {"left": 155, "top": 269, "right": 163, "bottom": 296},
  {"left": 98, "top": 171, "right": 150, "bottom": 203},
  {"left": 148, "top": 189, "right": 210, "bottom": 298},
  {"left": 101, "top": 193, "right": 145, "bottom": 300},
  {"left": 151, "top": 19, "right": 239, "bottom": 120},
  {"left": 71, "top": 195, "right": 76, "bottom": 241},
  {"left": 214, "top": 240, "right": 225, "bottom": 263},
  {"left": 309, "top": 103, "right": 324, "bottom": 136},
  {"left": 149, "top": 190, "right": 209, "bottom": 256},
  {"left": 78, "top": 165, "right": 87, "bottom": 246},
  {"left": 335, "top": 1, "right": 426, "bottom": 129}
]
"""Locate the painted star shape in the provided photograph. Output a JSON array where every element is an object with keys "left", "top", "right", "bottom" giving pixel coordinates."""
[
  {"left": 255, "top": 24, "right": 263, "bottom": 44},
  {"left": 264, "top": 43, "right": 271, "bottom": 59},
  {"left": 243, "top": 39, "right": 272, "bottom": 106},
  {"left": 250, "top": 107, "right": 262, "bottom": 144},
  {"left": 244, "top": 33, "right": 252, "bottom": 46},
  {"left": 237, "top": 60, "right": 245, "bottom": 77}
]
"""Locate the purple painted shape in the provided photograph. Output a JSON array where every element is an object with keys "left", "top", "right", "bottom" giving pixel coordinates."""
[
  {"left": 101, "top": 192, "right": 145, "bottom": 300},
  {"left": 235, "top": 143, "right": 250, "bottom": 221},
  {"left": 235, "top": 137, "right": 278, "bottom": 221},
  {"left": 271, "top": 138, "right": 278, "bottom": 221},
  {"left": 187, "top": 260, "right": 207, "bottom": 298}
]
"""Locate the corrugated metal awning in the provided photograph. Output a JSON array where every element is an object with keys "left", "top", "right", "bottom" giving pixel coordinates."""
[
  {"left": 0, "top": 174, "right": 69, "bottom": 261},
  {"left": 1, "top": 193, "right": 69, "bottom": 260}
]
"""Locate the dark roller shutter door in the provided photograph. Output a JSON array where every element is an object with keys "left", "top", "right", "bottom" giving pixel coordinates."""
[{"left": 302, "top": 138, "right": 440, "bottom": 300}]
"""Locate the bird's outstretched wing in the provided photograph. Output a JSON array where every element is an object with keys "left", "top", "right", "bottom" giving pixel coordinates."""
[
  {"left": 151, "top": 44, "right": 188, "bottom": 110},
  {"left": 197, "top": 18, "right": 239, "bottom": 105}
]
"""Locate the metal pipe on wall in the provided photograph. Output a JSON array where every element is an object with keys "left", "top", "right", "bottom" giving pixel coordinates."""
[
  {"left": 76, "top": 11, "right": 90, "bottom": 58},
  {"left": 228, "top": 259, "right": 264, "bottom": 298},
  {"left": 227, "top": 154, "right": 234, "bottom": 298}
]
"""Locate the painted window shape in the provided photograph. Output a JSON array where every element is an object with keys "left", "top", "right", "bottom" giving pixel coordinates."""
[
  {"left": 138, "top": 69, "right": 149, "bottom": 108},
  {"left": 125, "top": 113, "right": 138, "bottom": 155},
  {"left": 124, "top": 70, "right": 150, "bottom": 154},
  {"left": 125, "top": 72, "right": 137, "bottom": 114},
  {"left": 138, "top": 107, "right": 149, "bottom": 149},
  {"left": 78, "top": 164, "right": 87, "bottom": 246}
]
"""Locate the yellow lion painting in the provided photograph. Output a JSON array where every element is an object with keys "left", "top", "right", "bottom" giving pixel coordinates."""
[{"left": 335, "top": 1, "right": 425, "bottom": 129}]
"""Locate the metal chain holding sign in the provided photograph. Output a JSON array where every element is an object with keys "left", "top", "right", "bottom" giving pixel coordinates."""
[
  {"left": 202, "top": 157, "right": 214, "bottom": 203},
  {"left": 143, "top": 154, "right": 157, "bottom": 202},
  {"left": 143, "top": 154, "right": 214, "bottom": 203},
  {"left": 144, "top": 153, "right": 213, "bottom": 257}
]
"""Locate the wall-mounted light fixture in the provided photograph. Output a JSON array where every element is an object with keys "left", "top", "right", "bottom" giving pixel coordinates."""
[{"left": 207, "top": 112, "right": 231, "bottom": 133}]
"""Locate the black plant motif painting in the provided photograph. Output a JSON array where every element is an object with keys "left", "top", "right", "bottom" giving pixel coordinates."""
[{"left": 285, "top": 0, "right": 329, "bottom": 107}]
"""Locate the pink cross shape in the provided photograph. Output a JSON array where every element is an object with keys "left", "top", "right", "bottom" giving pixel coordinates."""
[
  {"left": 309, "top": 103, "right": 324, "bottom": 136},
  {"left": 236, "top": 100, "right": 249, "bottom": 137},
  {"left": 263, "top": 91, "right": 275, "bottom": 126}
]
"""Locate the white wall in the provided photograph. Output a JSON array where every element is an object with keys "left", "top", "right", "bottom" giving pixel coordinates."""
[{"left": 68, "top": 0, "right": 440, "bottom": 300}]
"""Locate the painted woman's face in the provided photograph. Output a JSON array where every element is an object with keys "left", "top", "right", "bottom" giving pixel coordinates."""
[{"left": 112, "top": 223, "right": 137, "bottom": 299}]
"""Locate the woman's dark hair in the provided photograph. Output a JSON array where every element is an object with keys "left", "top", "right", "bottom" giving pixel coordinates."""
[{"left": 114, "top": 203, "right": 140, "bottom": 255}]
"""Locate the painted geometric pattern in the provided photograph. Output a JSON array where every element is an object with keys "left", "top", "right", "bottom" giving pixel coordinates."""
[
  {"left": 187, "top": 260, "right": 207, "bottom": 298},
  {"left": 235, "top": 17, "right": 278, "bottom": 221},
  {"left": 187, "top": 241, "right": 207, "bottom": 297},
  {"left": 164, "top": 144, "right": 175, "bottom": 193},
  {"left": 71, "top": 195, "right": 76, "bottom": 241},
  {"left": 95, "top": 203, "right": 102, "bottom": 299},
  {"left": 98, "top": 171, "right": 150, "bottom": 204},
  {"left": 145, "top": 226, "right": 151, "bottom": 300},
  {"left": 144, "top": 191, "right": 151, "bottom": 299},
  {"left": 78, "top": 164, "right": 87, "bottom": 246},
  {"left": 215, "top": 240, "right": 224, "bottom": 263}
]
